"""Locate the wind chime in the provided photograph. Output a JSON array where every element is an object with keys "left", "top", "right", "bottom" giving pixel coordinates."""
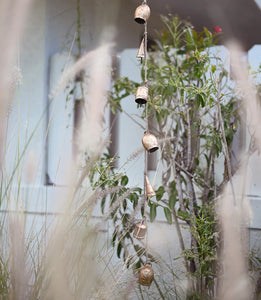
[{"left": 133, "top": 0, "right": 159, "bottom": 287}]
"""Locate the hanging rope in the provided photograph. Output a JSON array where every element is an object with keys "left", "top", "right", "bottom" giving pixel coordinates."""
[
  {"left": 143, "top": 3, "right": 149, "bottom": 264},
  {"left": 134, "top": 0, "right": 153, "bottom": 268},
  {"left": 144, "top": 21, "right": 149, "bottom": 134}
]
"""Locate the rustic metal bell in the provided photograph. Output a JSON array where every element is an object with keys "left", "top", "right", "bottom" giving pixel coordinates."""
[
  {"left": 139, "top": 262, "right": 154, "bottom": 286},
  {"left": 133, "top": 218, "right": 147, "bottom": 240},
  {"left": 145, "top": 176, "right": 156, "bottom": 197},
  {"left": 135, "top": 86, "right": 148, "bottom": 105},
  {"left": 137, "top": 36, "right": 145, "bottom": 59},
  {"left": 142, "top": 133, "right": 159, "bottom": 153},
  {"left": 134, "top": 3, "right": 151, "bottom": 24}
]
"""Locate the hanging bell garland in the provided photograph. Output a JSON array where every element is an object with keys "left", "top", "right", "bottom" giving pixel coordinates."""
[
  {"left": 134, "top": 3, "right": 151, "bottom": 24},
  {"left": 145, "top": 176, "right": 156, "bottom": 197},
  {"left": 139, "top": 262, "right": 154, "bottom": 286},
  {"left": 135, "top": 85, "right": 148, "bottom": 105},
  {"left": 142, "top": 133, "right": 159, "bottom": 153},
  {"left": 133, "top": 217, "right": 147, "bottom": 240},
  {"left": 132, "top": 2, "right": 157, "bottom": 280}
]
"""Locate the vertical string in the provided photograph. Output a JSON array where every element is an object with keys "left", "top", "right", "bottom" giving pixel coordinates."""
[
  {"left": 143, "top": 148, "right": 149, "bottom": 263},
  {"left": 135, "top": 0, "right": 149, "bottom": 265},
  {"left": 143, "top": 154, "right": 148, "bottom": 214},
  {"left": 144, "top": 22, "right": 148, "bottom": 85},
  {"left": 143, "top": 13, "right": 149, "bottom": 263},
  {"left": 143, "top": 17, "right": 148, "bottom": 208},
  {"left": 144, "top": 20, "right": 149, "bottom": 133}
]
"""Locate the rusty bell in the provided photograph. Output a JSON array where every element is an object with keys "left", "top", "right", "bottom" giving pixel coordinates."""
[
  {"left": 134, "top": 4, "right": 151, "bottom": 24},
  {"left": 142, "top": 133, "right": 159, "bottom": 153},
  {"left": 137, "top": 36, "right": 145, "bottom": 59},
  {"left": 133, "top": 219, "right": 147, "bottom": 240},
  {"left": 145, "top": 176, "right": 156, "bottom": 197},
  {"left": 139, "top": 262, "right": 154, "bottom": 286},
  {"left": 135, "top": 86, "right": 148, "bottom": 105}
]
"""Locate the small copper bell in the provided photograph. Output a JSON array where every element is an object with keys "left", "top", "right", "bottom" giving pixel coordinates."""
[
  {"left": 135, "top": 86, "right": 148, "bottom": 105},
  {"left": 142, "top": 133, "right": 159, "bottom": 153},
  {"left": 134, "top": 4, "right": 151, "bottom": 24},
  {"left": 145, "top": 176, "right": 156, "bottom": 197},
  {"left": 137, "top": 37, "right": 145, "bottom": 59},
  {"left": 139, "top": 262, "right": 154, "bottom": 286},
  {"left": 133, "top": 218, "right": 147, "bottom": 240}
]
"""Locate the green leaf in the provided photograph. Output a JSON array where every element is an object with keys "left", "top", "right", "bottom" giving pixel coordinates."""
[
  {"left": 141, "top": 205, "right": 145, "bottom": 217},
  {"left": 169, "top": 194, "right": 176, "bottom": 210},
  {"left": 135, "top": 260, "right": 141, "bottom": 270},
  {"left": 134, "top": 244, "right": 141, "bottom": 253},
  {"left": 121, "top": 175, "right": 129, "bottom": 186},
  {"left": 156, "top": 186, "right": 165, "bottom": 201},
  {"left": 129, "top": 193, "right": 138, "bottom": 201},
  {"left": 133, "top": 197, "right": 138, "bottom": 209},
  {"left": 196, "top": 93, "right": 206, "bottom": 108},
  {"left": 112, "top": 228, "right": 117, "bottom": 247},
  {"left": 133, "top": 187, "right": 142, "bottom": 194},
  {"left": 196, "top": 94, "right": 201, "bottom": 109},
  {"left": 123, "top": 199, "right": 127, "bottom": 210},
  {"left": 117, "top": 242, "right": 122, "bottom": 258},
  {"left": 211, "top": 65, "right": 216, "bottom": 73},
  {"left": 169, "top": 180, "right": 176, "bottom": 191},
  {"left": 203, "top": 26, "right": 212, "bottom": 39},
  {"left": 122, "top": 214, "right": 130, "bottom": 227},
  {"left": 101, "top": 196, "right": 106, "bottom": 214},
  {"left": 177, "top": 210, "right": 191, "bottom": 220},
  {"left": 203, "top": 153, "right": 210, "bottom": 167},
  {"left": 194, "top": 157, "right": 199, "bottom": 166},
  {"left": 164, "top": 207, "right": 172, "bottom": 224},
  {"left": 150, "top": 203, "right": 157, "bottom": 222},
  {"left": 111, "top": 106, "right": 116, "bottom": 114},
  {"left": 129, "top": 193, "right": 139, "bottom": 209},
  {"left": 176, "top": 49, "right": 186, "bottom": 55}
]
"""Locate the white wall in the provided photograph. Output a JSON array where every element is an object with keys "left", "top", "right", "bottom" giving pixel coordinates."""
[
  {"left": 4, "top": 0, "right": 141, "bottom": 187},
  {"left": 5, "top": 1, "right": 46, "bottom": 187},
  {"left": 45, "top": 0, "right": 140, "bottom": 56}
]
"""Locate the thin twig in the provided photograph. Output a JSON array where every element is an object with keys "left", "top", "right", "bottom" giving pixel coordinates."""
[{"left": 216, "top": 90, "right": 236, "bottom": 204}]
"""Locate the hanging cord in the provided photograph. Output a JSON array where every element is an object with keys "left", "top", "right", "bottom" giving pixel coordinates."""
[
  {"left": 143, "top": 169, "right": 149, "bottom": 263},
  {"left": 144, "top": 20, "right": 149, "bottom": 133},
  {"left": 143, "top": 9, "right": 149, "bottom": 263}
]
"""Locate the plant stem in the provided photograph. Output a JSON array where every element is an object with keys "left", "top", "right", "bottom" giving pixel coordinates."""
[
  {"left": 153, "top": 277, "right": 165, "bottom": 300},
  {"left": 76, "top": 0, "right": 82, "bottom": 57},
  {"left": 187, "top": 107, "right": 192, "bottom": 169},
  {"left": 172, "top": 207, "right": 190, "bottom": 271},
  {"left": 216, "top": 92, "right": 236, "bottom": 204},
  {"left": 138, "top": 285, "right": 144, "bottom": 300},
  {"left": 176, "top": 171, "right": 186, "bottom": 213}
]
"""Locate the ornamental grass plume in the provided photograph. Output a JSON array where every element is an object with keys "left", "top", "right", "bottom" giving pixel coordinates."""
[
  {"left": 0, "top": 1, "right": 125, "bottom": 299},
  {"left": 0, "top": 0, "right": 32, "bottom": 167},
  {"left": 218, "top": 182, "right": 252, "bottom": 300},
  {"left": 25, "top": 38, "right": 116, "bottom": 300},
  {"left": 217, "top": 40, "right": 259, "bottom": 300}
]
